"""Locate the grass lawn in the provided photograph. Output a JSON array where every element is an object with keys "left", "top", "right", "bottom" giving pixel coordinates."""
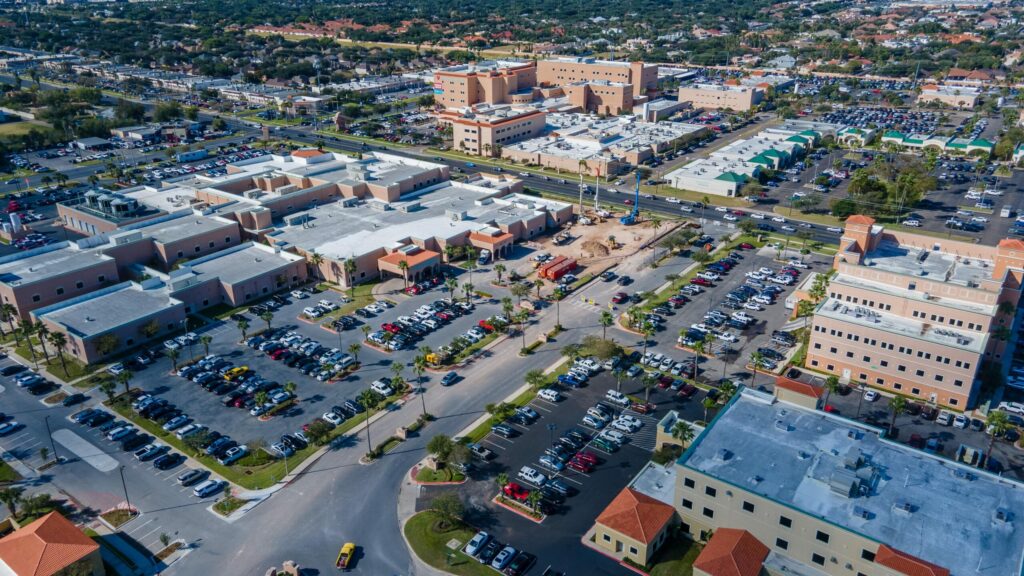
[
  {"left": 415, "top": 466, "right": 466, "bottom": 483},
  {"left": 0, "top": 460, "right": 21, "bottom": 483},
  {"left": 661, "top": 187, "right": 750, "bottom": 208},
  {"left": 100, "top": 509, "right": 137, "bottom": 528},
  {"left": 403, "top": 511, "right": 496, "bottom": 576},
  {"left": 321, "top": 282, "right": 379, "bottom": 320},
  {"left": 771, "top": 206, "right": 843, "bottom": 227},
  {"left": 13, "top": 340, "right": 96, "bottom": 381},
  {"left": 213, "top": 496, "right": 248, "bottom": 516},
  {"left": 0, "top": 121, "right": 51, "bottom": 138},
  {"left": 647, "top": 536, "right": 702, "bottom": 576}
]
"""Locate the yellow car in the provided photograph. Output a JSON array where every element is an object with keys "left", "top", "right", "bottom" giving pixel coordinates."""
[
  {"left": 335, "top": 542, "right": 355, "bottom": 570},
  {"left": 224, "top": 366, "right": 249, "bottom": 381}
]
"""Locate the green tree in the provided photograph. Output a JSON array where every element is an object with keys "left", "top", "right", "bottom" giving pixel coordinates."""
[
  {"left": 599, "top": 310, "right": 614, "bottom": 339},
  {"left": 397, "top": 260, "right": 410, "bottom": 291},
  {"left": 445, "top": 277, "right": 458, "bottom": 302},
  {"left": 343, "top": 258, "right": 358, "bottom": 299},
  {"left": 510, "top": 282, "right": 530, "bottom": 304},
  {"left": 99, "top": 379, "right": 116, "bottom": 403},
  {"left": 199, "top": 335, "right": 212, "bottom": 356},
  {"left": 525, "top": 369, "right": 546, "bottom": 391},
  {"left": 823, "top": 375, "right": 840, "bottom": 406},
  {"left": 47, "top": 332, "right": 69, "bottom": 377},
  {"left": 306, "top": 419, "right": 333, "bottom": 446},
  {"left": 259, "top": 310, "right": 274, "bottom": 332},
  {"left": 116, "top": 370, "right": 133, "bottom": 398},
  {"left": 527, "top": 489, "right": 542, "bottom": 514},
  {"left": 986, "top": 410, "right": 1011, "bottom": 456},
  {"left": 165, "top": 347, "right": 180, "bottom": 371},
  {"left": 431, "top": 493, "right": 465, "bottom": 529},
  {"left": 671, "top": 420, "right": 695, "bottom": 446},
  {"left": 34, "top": 322, "right": 50, "bottom": 362},
  {"left": 236, "top": 318, "right": 249, "bottom": 342},
  {"left": 888, "top": 395, "right": 906, "bottom": 433},
  {"left": 0, "top": 487, "right": 24, "bottom": 519},
  {"left": 717, "top": 380, "right": 737, "bottom": 402},
  {"left": 462, "top": 282, "right": 474, "bottom": 303},
  {"left": 493, "top": 263, "right": 506, "bottom": 284},
  {"left": 357, "top": 389, "right": 378, "bottom": 453},
  {"left": 702, "top": 396, "right": 717, "bottom": 423},
  {"left": 348, "top": 343, "right": 361, "bottom": 363},
  {"left": 427, "top": 434, "right": 455, "bottom": 464},
  {"left": 642, "top": 371, "right": 658, "bottom": 404},
  {"left": 612, "top": 367, "right": 625, "bottom": 393},
  {"left": 495, "top": 472, "right": 510, "bottom": 501}
]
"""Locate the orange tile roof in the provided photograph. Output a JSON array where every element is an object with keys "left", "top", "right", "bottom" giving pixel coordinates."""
[
  {"left": 876, "top": 545, "right": 950, "bottom": 576},
  {"left": 378, "top": 249, "right": 439, "bottom": 268},
  {"left": 921, "top": 83, "right": 939, "bottom": 90},
  {"left": 469, "top": 231, "right": 514, "bottom": 245},
  {"left": 0, "top": 512, "right": 99, "bottom": 576},
  {"left": 693, "top": 528, "right": 769, "bottom": 576},
  {"left": 594, "top": 488, "right": 675, "bottom": 544},
  {"left": 775, "top": 376, "right": 824, "bottom": 398},
  {"left": 845, "top": 215, "right": 876, "bottom": 226},
  {"left": 292, "top": 148, "right": 326, "bottom": 159}
]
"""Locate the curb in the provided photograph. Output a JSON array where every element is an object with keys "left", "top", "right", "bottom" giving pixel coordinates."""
[{"left": 491, "top": 495, "right": 544, "bottom": 524}]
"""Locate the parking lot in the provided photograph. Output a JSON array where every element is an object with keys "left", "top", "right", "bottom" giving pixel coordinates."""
[{"left": 418, "top": 370, "right": 676, "bottom": 574}]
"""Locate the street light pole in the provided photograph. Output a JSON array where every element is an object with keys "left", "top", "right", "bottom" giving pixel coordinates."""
[
  {"left": 43, "top": 415, "right": 59, "bottom": 464},
  {"left": 546, "top": 423, "right": 557, "bottom": 446},
  {"left": 118, "top": 465, "right": 132, "bottom": 512},
  {"left": 419, "top": 379, "right": 427, "bottom": 418}
]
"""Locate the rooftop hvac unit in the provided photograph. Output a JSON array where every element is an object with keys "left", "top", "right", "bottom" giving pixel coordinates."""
[
  {"left": 447, "top": 209, "right": 468, "bottom": 221},
  {"left": 892, "top": 500, "right": 915, "bottom": 516}
]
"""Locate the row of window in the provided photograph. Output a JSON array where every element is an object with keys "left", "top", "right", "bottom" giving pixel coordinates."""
[
  {"left": 807, "top": 359, "right": 962, "bottom": 406},
  {"left": 30, "top": 275, "right": 108, "bottom": 303},
  {"left": 815, "top": 344, "right": 966, "bottom": 387},
  {"left": 813, "top": 325, "right": 971, "bottom": 369}
]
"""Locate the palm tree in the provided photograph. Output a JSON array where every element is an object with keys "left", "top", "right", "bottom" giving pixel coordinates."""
[
  {"left": 259, "top": 310, "right": 274, "bottom": 332},
  {"left": 986, "top": 410, "right": 1011, "bottom": 456},
  {"left": 254, "top": 390, "right": 269, "bottom": 407},
  {"left": 390, "top": 360, "right": 405, "bottom": 383},
  {"left": 34, "top": 322, "right": 50, "bottom": 362},
  {"left": 166, "top": 348, "right": 180, "bottom": 371},
  {"left": 462, "top": 282, "right": 474, "bottom": 303},
  {"left": 533, "top": 279, "right": 544, "bottom": 300},
  {"left": 361, "top": 325, "right": 371, "bottom": 341},
  {"left": 613, "top": 367, "right": 625, "bottom": 392},
  {"left": 640, "top": 322, "right": 655, "bottom": 361},
  {"left": 343, "top": 258, "right": 357, "bottom": 299},
  {"left": 19, "top": 320, "right": 36, "bottom": 363},
  {"left": 718, "top": 380, "right": 737, "bottom": 402},
  {"left": 702, "top": 396, "right": 717, "bottom": 423},
  {"left": 649, "top": 215, "right": 662, "bottom": 239},
  {"left": 887, "top": 396, "right": 906, "bottom": 434},
  {"left": 397, "top": 260, "right": 410, "bottom": 291},
  {"left": 0, "top": 487, "right": 24, "bottom": 519},
  {"left": 671, "top": 420, "right": 695, "bottom": 447},
  {"left": 516, "top": 310, "right": 529, "bottom": 349},
  {"left": 511, "top": 282, "right": 530, "bottom": 305},
  {"left": 823, "top": 375, "right": 840, "bottom": 407},
  {"left": 642, "top": 372, "right": 658, "bottom": 404},
  {"left": 561, "top": 343, "right": 582, "bottom": 362},
  {"left": 527, "top": 490, "right": 542, "bottom": 513},
  {"left": 445, "top": 277, "right": 458, "bottom": 302},
  {"left": 199, "top": 335, "right": 213, "bottom": 356},
  {"left": 501, "top": 297, "right": 514, "bottom": 319},
  {"left": 495, "top": 472, "right": 510, "bottom": 501},
  {"left": 309, "top": 250, "right": 324, "bottom": 283},
  {"left": 116, "top": 370, "right": 133, "bottom": 397},
  {"left": 853, "top": 382, "right": 866, "bottom": 419},
  {"left": 0, "top": 303, "right": 16, "bottom": 341},
  {"left": 599, "top": 311, "right": 614, "bottom": 339},
  {"left": 525, "top": 369, "right": 546, "bottom": 390},
  {"left": 283, "top": 381, "right": 297, "bottom": 396},
  {"left": 749, "top": 350, "right": 765, "bottom": 385},
  {"left": 47, "top": 332, "right": 69, "bottom": 376},
  {"left": 236, "top": 318, "right": 249, "bottom": 342},
  {"left": 465, "top": 246, "right": 478, "bottom": 285},
  {"left": 357, "top": 389, "right": 378, "bottom": 453},
  {"left": 493, "top": 263, "right": 506, "bottom": 284},
  {"left": 348, "top": 342, "right": 361, "bottom": 363},
  {"left": 691, "top": 340, "right": 705, "bottom": 381}
]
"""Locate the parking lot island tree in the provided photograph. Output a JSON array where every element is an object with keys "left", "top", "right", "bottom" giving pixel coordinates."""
[
  {"left": 642, "top": 372, "right": 658, "bottom": 404},
  {"left": 748, "top": 350, "right": 765, "bottom": 385},
  {"left": 236, "top": 318, "right": 249, "bottom": 342},
  {"left": 445, "top": 277, "right": 458, "bottom": 302},
  {"left": 200, "top": 335, "right": 212, "bottom": 357},
  {"left": 99, "top": 379, "right": 116, "bottom": 403},
  {"left": 347, "top": 343, "right": 361, "bottom": 363},
  {"left": 702, "top": 396, "right": 717, "bottom": 424},
  {"left": 887, "top": 395, "right": 906, "bottom": 434},
  {"left": 495, "top": 472, "right": 509, "bottom": 502},
  {"left": 613, "top": 367, "right": 625, "bottom": 393},
  {"left": 510, "top": 282, "right": 530, "bottom": 305},
  {"left": 717, "top": 380, "right": 736, "bottom": 402},
  {"left": 987, "top": 410, "right": 1011, "bottom": 456},
  {"left": 599, "top": 311, "right": 614, "bottom": 340},
  {"left": 165, "top": 348, "right": 180, "bottom": 372},
  {"left": 259, "top": 310, "right": 274, "bottom": 332},
  {"left": 431, "top": 493, "right": 465, "bottom": 530},
  {"left": 493, "top": 263, "right": 506, "bottom": 285},
  {"left": 462, "top": 282, "right": 474, "bottom": 303},
  {"left": 116, "top": 370, "right": 132, "bottom": 398},
  {"left": 306, "top": 419, "right": 332, "bottom": 446},
  {"left": 47, "top": 332, "right": 69, "bottom": 377},
  {"left": 357, "top": 389, "right": 378, "bottom": 454}
]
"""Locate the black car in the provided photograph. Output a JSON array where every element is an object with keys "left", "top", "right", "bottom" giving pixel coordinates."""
[
  {"left": 477, "top": 540, "right": 502, "bottom": 565},
  {"left": 121, "top": 434, "right": 151, "bottom": 452},
  {"left": 72, "top": 408, "right": 97, "bottom": 424},
  {"left": 566, "top": 429, "right": 590, "bottom": 445},
  {"left": 342, "top": 399, "right": 365, "bottom": 415},
  {"left": 281, "top": 434, "right": 306, "bottom": 451},
  {"left": 491, "top": 423, "right": 516, "bottom": 438},
  {"left": 506, "top": 552, "right": 537, "bottom": 576},
  {"left": 507, "top": 412, "right": 531, "bottom": 426},
  {"left": 153, "top": 453, "right": 183, "bottom": 470},
  {"left": 0, "top": 365, "right": 26, "bottom": 377},
  {"left": 539, "top": 486, "right": 565, "bottom": 503},
  {"left": 87, "top": 412, "right": 114, "bottom": 428},
  {"left": 27, "top": 382, "right": 55, "bottom": 395},
  {"left": 62, "top": 393, "right": 87, "bottom": 407}
]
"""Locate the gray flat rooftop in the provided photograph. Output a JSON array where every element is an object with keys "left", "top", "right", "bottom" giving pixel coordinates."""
[
  {"left": 0, "top": 245, "right": 110, "bottom": 287},
  {"left": 38, "top": 284, "right": 181, "bottom": 338},
  {"left": 630, "top": 463, "right": 676, "bottom": 507},
  {"left": 681, "top": 392, "right": 1024, "bottom": 576},
  {"left": 187, "top": 243, "right": 301, "bottom": 286},
  {"left": 862, "top": 240, "right": 992, "bottom": 288},
  {"left": 816, "top": 296, "right": 987, "bottom": 353},
  {"left": 133, "top": 215, "right": 235, "bottom": 245},
  {"left": 831, "top": 273, "right": 996, "bottom": 315}
]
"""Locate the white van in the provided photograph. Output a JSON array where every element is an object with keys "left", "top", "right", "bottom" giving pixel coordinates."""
[{"left": 192, "top": 479, "right": 223, "bottom": 498}]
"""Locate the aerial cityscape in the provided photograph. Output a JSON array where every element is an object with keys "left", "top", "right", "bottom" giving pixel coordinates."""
[{"left": 0, "top": 0, "right": 1023, "bottom": 575}]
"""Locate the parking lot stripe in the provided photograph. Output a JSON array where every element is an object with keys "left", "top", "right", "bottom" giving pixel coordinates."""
[
  {"left": 126, "top": 518, "right": 154, "bottom": 535},
  {"left": 554, "top": 474, "right": 584, "bottom": 486},
  {"left": 481, "top": 439, "right": 507, "bottom": 451}
]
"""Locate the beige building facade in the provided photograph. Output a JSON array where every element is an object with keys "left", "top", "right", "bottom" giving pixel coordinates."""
[
  {"left": 432, "top": 61, "right": 538, "bottom": 109},
  {"left": 440, "top": 107, "right": 547, "bottom": 156},
  {"left": 677, "top": 83, "right": 763, "bottom": 111},
  {"left": 537, "top": 57, "right": 657, "bottom": 98}
]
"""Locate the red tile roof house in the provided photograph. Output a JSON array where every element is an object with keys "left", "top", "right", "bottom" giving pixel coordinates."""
[
  {"left": 592, "top": 487, "right": 677, "bottom": 566},
  {"left": 0, "top": 512, "right": 104, "bottom": 576}
]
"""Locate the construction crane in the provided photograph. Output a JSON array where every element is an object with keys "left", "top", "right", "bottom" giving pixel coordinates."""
[{"left": 619, "top": 172, "right": 641, "bottom": 225}]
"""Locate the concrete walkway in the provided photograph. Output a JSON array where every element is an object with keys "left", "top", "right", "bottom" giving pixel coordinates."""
[{"left": 396, "top": 464, "right": 455, "bottom": 576}]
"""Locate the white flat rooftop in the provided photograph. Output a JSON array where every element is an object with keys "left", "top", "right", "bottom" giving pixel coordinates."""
[
  {"left": 682, "top": 391, "right": 1024, "bottom": 576},
  {"left": 861, "top": 240, "right": 993, "bottom": 288}
]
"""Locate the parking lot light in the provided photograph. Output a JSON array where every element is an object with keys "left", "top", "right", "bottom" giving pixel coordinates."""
[{"left": 546, "top": 423, "right": 557, "bottom": 446}]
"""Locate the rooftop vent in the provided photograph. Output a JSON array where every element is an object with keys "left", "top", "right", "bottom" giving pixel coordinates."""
[
  {"left": 852, "top": 505, "right": 873, "bottom": 520},
  {"left": 994, "top": 507, "right": 1014, "bottom": 526},
  {"left": 892, "top": 499, "right": 915, "bottom": 516},
  {"left": 715, "top": 448, "right": 732, "bottom": 461},
  {"left": 747, "top": 475, "right": 763, "bottom": 486},
  {"left": 774, "top": 419, "right": 793, "bottom": 432}
]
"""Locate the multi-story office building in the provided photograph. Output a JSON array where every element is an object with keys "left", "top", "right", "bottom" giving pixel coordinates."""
[
  {"left": 675, "top": 388, "right": 1024, "bottom": 576},
  {"left": 806, "top": 215, "right": 1023, "bottom": 410},
  {"left": 916, "top": 84, "right": 981, "bottom": 109},
  {"left": 431, "top": 60, "right": 538, "bottom": 109},
  {"left": 536, "top": 57, "right": 658, "bottom": 98},
  {"left": 677, "top": 83, "right": 764, "bottom": 111},
  {"left": 437, "top": 105, "right": 547, "bottom": 156}
]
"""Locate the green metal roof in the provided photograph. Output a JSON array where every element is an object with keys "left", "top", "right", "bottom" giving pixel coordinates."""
[
  {"left": 786, "top": 135, "right": 809, "bottom": 144},
  {"left": 715, "top": 172, "right": 748, "bottom": 183},
  {"left": 970, "top": 138, "right": 993, "bottom": 148},
  {"left": 762, "top": 148, "right": 786, "bottom": 158},
  {"left": 749, "top": 153, "right": 773, "bottom": 166},
  {"left": 883, "top": 130, "right": 905, "bottom": 139}
]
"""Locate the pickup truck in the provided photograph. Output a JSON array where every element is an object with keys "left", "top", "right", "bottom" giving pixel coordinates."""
[{"left": 336, "top": 542, "right": 355, "bottom": 570}]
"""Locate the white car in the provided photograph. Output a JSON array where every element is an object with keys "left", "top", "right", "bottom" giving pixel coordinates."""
[
  {"left": 322, "top": 412, "right": 344, "bottom": 426},
  {"left": 723, "top": 214, "right": 738, "bottom": 221},
  {"left": 538, "top": 388, "right": 561, "bottom": 402},
  {"left": 717, "top": 332, "right": 738, "bottom": 343},
  {"left": 665, "top": 197, "right": 681, "bottom": 204},
  {"left": 997, "top": 401, "right": 1024, "bottom": 416},
  {"left": 787, "top": 260, "right": 809, "bottom": 269},
  {"left": 714, "top": 206, "right": 728, "bottom": 212},
  {"left": 863, "top": 389, "right": 879, "bottom": 402},
  {"left": 971, "top": 216, "right": 989, "bottom": 223},
  {"left": 749, "top": 212, "right": 765, "bottom": 219},
  {"left": 605, "top": 389, "right": 630, "bottom": 406},
  {"left": 302, "top": 306, "right": 323, "bottom": 318},
  {"left": 745, "top": 271, "right": 765, "bottom": 280},
  {"left": 903, "top": 219, "right": 922, "bottom": 227},
  {"left": 317, "top": 300, "right": 339, "bottom": 311},
  {"left": 371, "top": 379, "right": 395, "bottom": 397},
  {"left": 612, "top": 415, "right": 642, "bottom": 433},
  {"left": 743, "top": 302, "right": 763, "bottom": 311},
  {"left": 599, "top": 429, "right": 626, "bottom": 445},
  {"left": 517, "top": 465, "right": 548, "bottom": 486},
  {"left": 827, "top": 226, "right": 843, "bottom": 233},
  {"left": 771, "top": 216, "right": 786, "bottom": 223},
  {"left": 781, "top": 225, "right": 796, "bottom": 232},
  {"left": 290, "top": 290, "right": 309, "bottom": 299},
  {"left": 680, "top": 205, "right": 694, "bottom": 213},
  {"left": 952, "top": 414, "right": 969, "bottom": 429}
]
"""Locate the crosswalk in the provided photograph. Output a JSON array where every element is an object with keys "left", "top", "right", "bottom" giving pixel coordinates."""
[{"left": 620, "top": 409, "right": 660, "bottom": 451}]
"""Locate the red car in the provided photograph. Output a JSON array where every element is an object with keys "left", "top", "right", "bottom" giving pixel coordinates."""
[
  {"left": 270, "top": 348, "right": 288, "bottom": 360},
  {"left": 631, "top": 402, "right": 655, "bottom": 415},
  {"left": 677, "top": 384, "right": 697, "bottom": 398},
  {"left": 612, "top": 292, "right": 628, "bottom": 304},
  {"left": 624, "top": 199, "right": 634, "bottom": 205},
  {"left": 575, "top": 450, "right": 599, "bottom": 466},
  {"left": 691, "top": 277, "right": 712, "bottom": 287},
  {"left": 567, "top": 458, "right": 593, "bottom": 473},
  {"left": 405, "top": 285, "right": 422, "bottom": 295},
  {"left": 824, "top": 404, "right": 840, "bottom": 414},
  {"left": 503, "top": 482, "right": 530, "bottom": 502},
  {"left": 478, "top": 320, "right": 495, "bottom": 332},
  {"left": 738, "top": 242, "right": 755, "bottom": 250},
  {"left": 657, "top": 375, "right": 674, "bottom": 389},
  {"left": 731, "top": 210, "right": 745, "bottom": 216},
  {"left": 668, "top": 296, "right": 687, "bottom": 308},
  {"left": 381, "top": 323, "right": 401, "bottom": 334},
  {"left": 436, "top": 312, "right": 453, "bottom": 321}
]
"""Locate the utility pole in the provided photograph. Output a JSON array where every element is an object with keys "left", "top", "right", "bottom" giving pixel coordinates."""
[
  {"left": 119, "top": 466, "right": 132, "bottom": 513},
  {"left": 43, "top": 415, "right": 59, "bottom": 464}
]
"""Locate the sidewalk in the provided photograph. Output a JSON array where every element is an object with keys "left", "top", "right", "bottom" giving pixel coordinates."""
[{"left": 396, "top": 464, "right": 456, "bottom": 576}]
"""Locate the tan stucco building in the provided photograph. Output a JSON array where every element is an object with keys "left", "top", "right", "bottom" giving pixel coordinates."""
[
  {"left": 536, "top": 57, "right": 658, "bottom": 98},
  {"left": 806, "top": 215, "right": 1024, "bottom": 410},
  {"left": 0, "top": 512, "right": 104, "bottom": 576},
  {"left": 439, "top": 106, "right": 547, "bottom": 156},
  {"left": 916, "top": 84, "right": 980, "bottom": 109},
  {"left": 593, "top": 487, "right": 676, "bottom": 565},
  {"left": 677, "top": 83, "right": 763, "bottom": 111},
  {"left": 432, "top": 60, "right": 538, "bottom": 109}
]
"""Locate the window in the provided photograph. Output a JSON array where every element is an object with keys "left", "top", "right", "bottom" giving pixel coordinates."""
[
  {"left": 880, "top": 360, "right": 888, "bottom": 367},
  {"left": 702, "top": 507, "right": 714, "bottom": 519},
  {"left": 862, "top": 550, "right": 876, "bottom": 561},
  {"left": 950, "top": 398, "right": 959, "bottom": 406},
  {"left": 76, "top": 281, "right": 84, "bottom": 289},
  {"left": 98, "top": 275, "right": 105, "bottom": 283},
  {"left": 32, "top": 294, "right": 40, "bottom": 302},
  {"left": 742, "top": 501, "right": 755, "bottom": 513},
  {"left": 177, "top": 251, "right": 184, "bottom": 258},
  {"left": 954, "top": 380, "right": 964, "bottom": 387},
  {"left": 209, "top": 242, "right": 215, "bottom": 248},
  {"left": 915, "top": 369, "right": 925, "bottom": 377},
  {"left": 875, "top": 377, "right": 885, "bottom": 385},
  {"left": 935, "top": 375, "right": 944, "bottom": 382},
  {"left": 629, "top": 546, "right": 638, "bottom": 556},
  {"left": 684, "top": 477, "right": 695, "bottom": 489},
  {"left": 862, "top": 356, "right": 871, "bottom": 362},
  {"left": 911, "top": 388, "right": 920, "bottom": 395},
  {"left": 830, "top": 347, "right": 838, "bottom": 354},
  {"left": 779, "top": 516, "right": 792, "bottom": 528},
  {"left": 225, "top": 236, "right": 232, "bottom": 243},
  {"left": 194, "top": 246, "right": 201, "bottom": 253},
  {"left": 816, "top": 531, "right": 830, "bottom": 543},
  {"left": 812, "top": 554, "right": 825, "bottom": 566},
  {"left": 776, "top": 538, "right": 789, "bottom": 550},
  {"left": 602, "top": 534, "right": 611, "bottom": 542},
  {"left": 56, "top": 287, "right": 64, "bottom": 295},
  {"left": 893, "top": 383, "right": 903, "bottom": 390},
  {"left": 681, "top": 498, "right": 693, "bottom": 509},
  {"left": 705, "top": 486, "right": 717, "bottom": 497}
]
